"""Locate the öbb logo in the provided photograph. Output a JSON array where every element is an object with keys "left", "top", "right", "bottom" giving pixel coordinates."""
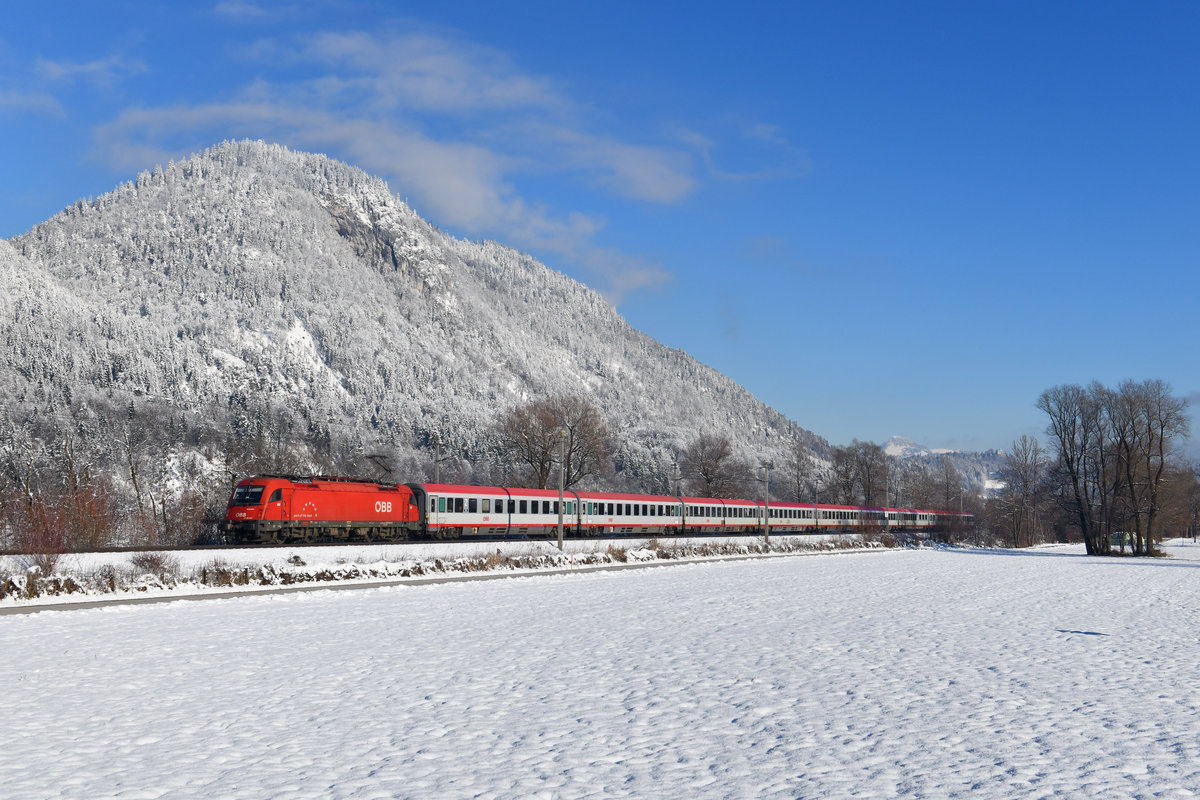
[{"left": 374, "top": 501, "right": 393, "bottom": 513}]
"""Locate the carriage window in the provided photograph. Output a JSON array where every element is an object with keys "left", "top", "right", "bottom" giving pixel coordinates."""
[
  {"left": 468, "top": 498, "right": 478, "bottom": 513},
  {"left": 482, "top": 499, "right": 491, "bottom": 513},
  {"left": 454, "top": 498, "right": 464, "bottom": 513},
  {"left": 519, "top": 500, "right": 528, "bottom": 514}
]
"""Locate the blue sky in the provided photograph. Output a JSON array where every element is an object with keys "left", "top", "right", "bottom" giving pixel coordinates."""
[{"left": 2, "top": 1, "right": 1198, "bottom": 455}]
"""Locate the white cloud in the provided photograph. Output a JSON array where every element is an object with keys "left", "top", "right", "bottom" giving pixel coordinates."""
[
  {"left": 526, "top": 124, "right": 696, "bottom": 204},
  {"left": 35, "top": 54, "right": 147, "bottom": 87},
  {"left": 0, "top": 89, "right": 64, "bottom": 116},
  {"left": 212, "top": 1, "right": 271, "bottom": 21},
  {"left": 91, "top": 101, "right": 610, "bottom": 263},
  {"left": 673, "top": 121, "right": 811, "bottom": 182},
  {"left": 85, "top": 28, "right": 719, "bottom": 300},
  {"left": 584, "top": 248, "right": 673, "bottom": 304},
  {"left": 304, "top": 31, "right": 563, "bottom": 113}
]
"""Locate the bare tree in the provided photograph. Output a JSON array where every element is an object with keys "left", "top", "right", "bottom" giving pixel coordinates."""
[
  {"left": 829, "top": 445, "right": 858, "bottom": 504},
  {"left": 901, "top": 461, "right": 938, "bottom": 510},
  {"left": 679, "top": 433, "right": 752, "bottom": 498},
  {"left": 1038, "top": 384, "right": 1109, "bottom": 555},
  {"left": 1157, "top": 460, "right": 1200, "bottom": 542},
  {"left": 496, "top": 394, "right": 610, "bottom": 490},
  {"left": 1109, "top": 379, "right": 1189, "bottom": 555},
  {"left": 998, "top": 435, "right": 1047, "bottom": 547},
  {"left": 498, "top": 401, "right": 558, "bottom": 489},
  {"left": 939, "top": 455, "right": 962, "bottom": 513},
  {"left": 784, "top": 438, "right": 816, "bottom": 502},
  {"left": 851, "top": 440, "right": 888, "bottom": 506},
  {"left": 553, "top": 394, "right": 611, "bottom": 489},
  {"left": 1038, "top": 379, "right": 1189, "bottom": 556}
]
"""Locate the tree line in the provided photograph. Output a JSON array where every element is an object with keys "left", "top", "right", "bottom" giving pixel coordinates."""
[
  {"left": 989, "top": 379, "right": 1197, "bottom": 555},
  {"left": 3, "top": 381, "right": 1193, "bottom": 559},
  {"left": 491, "top": 385, "right": 1200, "bottom": 557},
  {"left": 490, "top": 396, "right": 970, "bottom": 515}
]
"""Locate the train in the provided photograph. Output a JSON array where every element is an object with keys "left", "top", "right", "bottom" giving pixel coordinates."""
[{"left": 220, "top": 475, "right": 971, "bottom": 544}]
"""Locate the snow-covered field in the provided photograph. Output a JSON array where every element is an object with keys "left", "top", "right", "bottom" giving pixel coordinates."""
[{"left": 4, "top": 541, "right": 1200, "bottom": 799}]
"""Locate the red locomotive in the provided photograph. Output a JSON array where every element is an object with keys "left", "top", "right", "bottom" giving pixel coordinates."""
[
  {"left": 221, "top": 475, "right": 970, "bottom": 544},
  {"left": 221, "top": 476, "right": 421, "bottom": 543}
]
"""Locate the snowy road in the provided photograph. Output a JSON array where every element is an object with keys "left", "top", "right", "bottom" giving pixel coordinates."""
[{"left": 4, "top": 543, "right": 1200, "bottom": 798}]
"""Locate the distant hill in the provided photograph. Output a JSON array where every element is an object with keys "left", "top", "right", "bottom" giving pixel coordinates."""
[
  {"left": 3, "top": 140, "right": 822, "bottom": 496},
  {"left": 885, "top": 437, "right": 1004, "bottom": 495}
]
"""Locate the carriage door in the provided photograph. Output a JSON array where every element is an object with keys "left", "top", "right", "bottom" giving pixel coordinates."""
[
  {"left": 429, "top": 495, "right": 442, "bottom": 529},
  {"left": 265, "top": 488, "right": 286, "bottom": 520}
]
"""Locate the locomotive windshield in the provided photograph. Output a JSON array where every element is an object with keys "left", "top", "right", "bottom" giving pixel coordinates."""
[{"left": 230, "top": 484, "right": 265, "bottom": 506}]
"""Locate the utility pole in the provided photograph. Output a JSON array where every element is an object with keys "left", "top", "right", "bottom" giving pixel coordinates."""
[
  {"left": 762, "top": 461, "right": 772, "bottom": 544},
  {"left": 557, "top": 429, "right": 566, "bottom": 550}
]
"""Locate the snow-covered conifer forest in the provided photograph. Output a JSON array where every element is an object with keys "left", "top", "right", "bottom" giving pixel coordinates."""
[{"left": 2, "top": 140, "right": 833, "bottom": 546}]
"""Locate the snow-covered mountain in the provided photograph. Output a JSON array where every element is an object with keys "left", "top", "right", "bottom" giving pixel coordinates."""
[
  {"left": 885, "top": 437, "right": 1003, "bottom": 495},
  {"left": 884, "top": 436, "right": 952, "bottom": 459},
  {"left": 2, "top": 141, "right": 822, "bottom": 494}
]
